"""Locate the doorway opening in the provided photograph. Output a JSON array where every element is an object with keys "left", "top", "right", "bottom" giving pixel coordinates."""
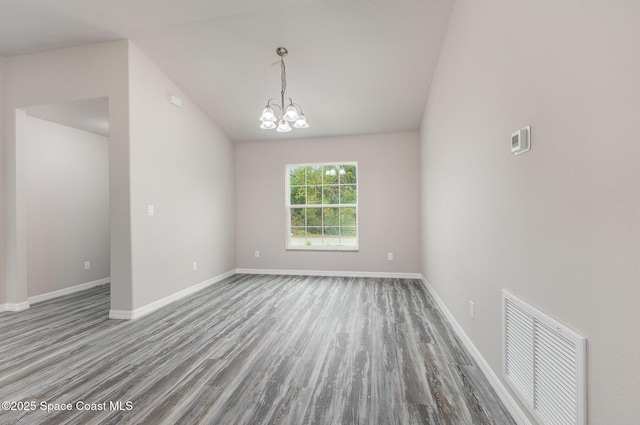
[{"left": 22, "top": 97, "right": 111, "bottom": 310}]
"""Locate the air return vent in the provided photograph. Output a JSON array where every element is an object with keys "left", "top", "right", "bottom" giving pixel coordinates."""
[{"left": 502, "top": 290, "right": 586, "bottom": 425}]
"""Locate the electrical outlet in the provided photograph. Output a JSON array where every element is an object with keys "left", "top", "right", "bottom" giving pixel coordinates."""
[
  {"left": 84, "top": 261, "right": 91, "bottom": 270},
  {"left": 255, "top": 250, "right": 260, "bottom": 258},
  {"left": 192, "top": 261, "right": 198, "bottom": 271},
  {"left": 148, "top": 205, "right": 154, "bottom": 216},
  {"left": 469, "top": 301, "right": 475, "bottom": 319},
  {"left": 387, "top": 252, "right": 393, "bottom": 261}
]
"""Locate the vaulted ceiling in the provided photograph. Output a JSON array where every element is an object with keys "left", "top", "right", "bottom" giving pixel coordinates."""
[{"left": 0, "top": 0, "right": 454, "bottom": 142}]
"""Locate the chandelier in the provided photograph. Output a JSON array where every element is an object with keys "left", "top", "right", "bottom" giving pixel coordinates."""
[{"left": 259, "top": 47, "right": 309, "bottom": 132}]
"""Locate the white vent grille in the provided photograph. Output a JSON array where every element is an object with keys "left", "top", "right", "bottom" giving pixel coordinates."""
[{"left": 502, "top": 291, "right": 586, "bottom": 425}]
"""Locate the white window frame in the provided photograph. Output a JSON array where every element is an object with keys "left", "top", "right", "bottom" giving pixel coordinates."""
[{"left": 285, "top": 161, "right": 359, "bottom": 251}]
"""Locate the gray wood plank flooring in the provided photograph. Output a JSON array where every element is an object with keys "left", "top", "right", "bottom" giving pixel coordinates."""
[{"left": 0, "top": 275, "right": 516, "bottom": 424}]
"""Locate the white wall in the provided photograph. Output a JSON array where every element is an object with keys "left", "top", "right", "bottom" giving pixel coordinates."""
[
  {"left": 235, "top": 132, "right": 421, "bottom": 274},
  {"left": 26, "top": 116, "right": 109, "bottom": 297},
  {"left": 128, "top": 43, "right": 235, "bottom": 310},
  {"left": 2, "top": 41, "right": 131, "bottom": 311},
  {"left": 419, "top": 1, "right": 640, "bottom": 424}
]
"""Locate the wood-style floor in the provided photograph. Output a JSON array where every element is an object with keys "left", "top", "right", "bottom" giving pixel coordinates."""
[{"left": 0, "top": 274, "right": 516, "bottom": 425}]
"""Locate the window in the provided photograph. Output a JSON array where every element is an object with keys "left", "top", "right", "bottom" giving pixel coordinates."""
[{"left": 286, "top": 162, "right": 358, "bottom": 250}]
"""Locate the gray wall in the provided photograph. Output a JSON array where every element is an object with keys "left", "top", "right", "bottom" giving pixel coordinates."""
[
  {"left": 128, "top": 43, "right": 235, "bottom": 310},
  {"left": 26, "top": 116, "right": 110, "bottom": 297},
  {"left": 235, "top": 132, "right": 421, "bottom": 274},
  {"left": 419, "top": 1, "right": 640, "bottom": 424}
]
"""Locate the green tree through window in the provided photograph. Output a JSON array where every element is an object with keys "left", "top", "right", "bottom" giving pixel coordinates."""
[{"left": 287, "top": 163, "right": 358, "bottom": 250}]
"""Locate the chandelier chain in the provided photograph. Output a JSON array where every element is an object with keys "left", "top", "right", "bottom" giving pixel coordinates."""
[{"left": 280, "top": 57, "right": 287, "bottom": 98}]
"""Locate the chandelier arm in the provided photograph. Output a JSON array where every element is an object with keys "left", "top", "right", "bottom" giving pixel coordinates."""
[
  {"left": 265, "top": 99, "right": 283, "bottom": 113},
  {"left": 288, "top": 101, "right": 305, "bottom": 114}
]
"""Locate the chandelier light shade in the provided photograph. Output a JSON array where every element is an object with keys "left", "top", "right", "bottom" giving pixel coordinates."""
[{"left": 259, "top": 47, "right": 309, "bottom": 132}]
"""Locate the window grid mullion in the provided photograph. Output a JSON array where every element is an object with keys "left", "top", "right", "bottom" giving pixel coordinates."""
[{"left": 287, "top": 163, "right": 357, "bottom": 250}]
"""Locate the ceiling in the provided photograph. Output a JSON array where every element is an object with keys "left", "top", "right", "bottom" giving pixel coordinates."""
[{"left": 0, "top": 0, "right": 454, "bottom": 142}]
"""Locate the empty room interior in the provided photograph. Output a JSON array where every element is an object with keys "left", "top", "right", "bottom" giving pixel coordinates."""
[{"left": 0, "top": 1, "right": 638, "bottom": 424}]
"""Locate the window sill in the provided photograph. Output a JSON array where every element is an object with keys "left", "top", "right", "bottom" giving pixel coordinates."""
[{"left": 286, "top": 247, "right": 359, "bottom": 252}]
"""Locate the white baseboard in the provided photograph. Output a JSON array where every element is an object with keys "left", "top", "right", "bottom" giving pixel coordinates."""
[
  {"left": 419, "top": 275, "right": 532, "bottom": 425},
  {"left": 108, "top": 309, "right": 134, "bottom": 320},
  {"left": 29, "top": 277, "right": 111, "bottom": 304},
  {"left": 109, "top": 269, "right": 236, "bottom": 320},
  {"left": 236, "top": 268, "right": 422, "bottom": 280},
  {"left": 0, "top": 301, "right": 31, "bottom": 312}
]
